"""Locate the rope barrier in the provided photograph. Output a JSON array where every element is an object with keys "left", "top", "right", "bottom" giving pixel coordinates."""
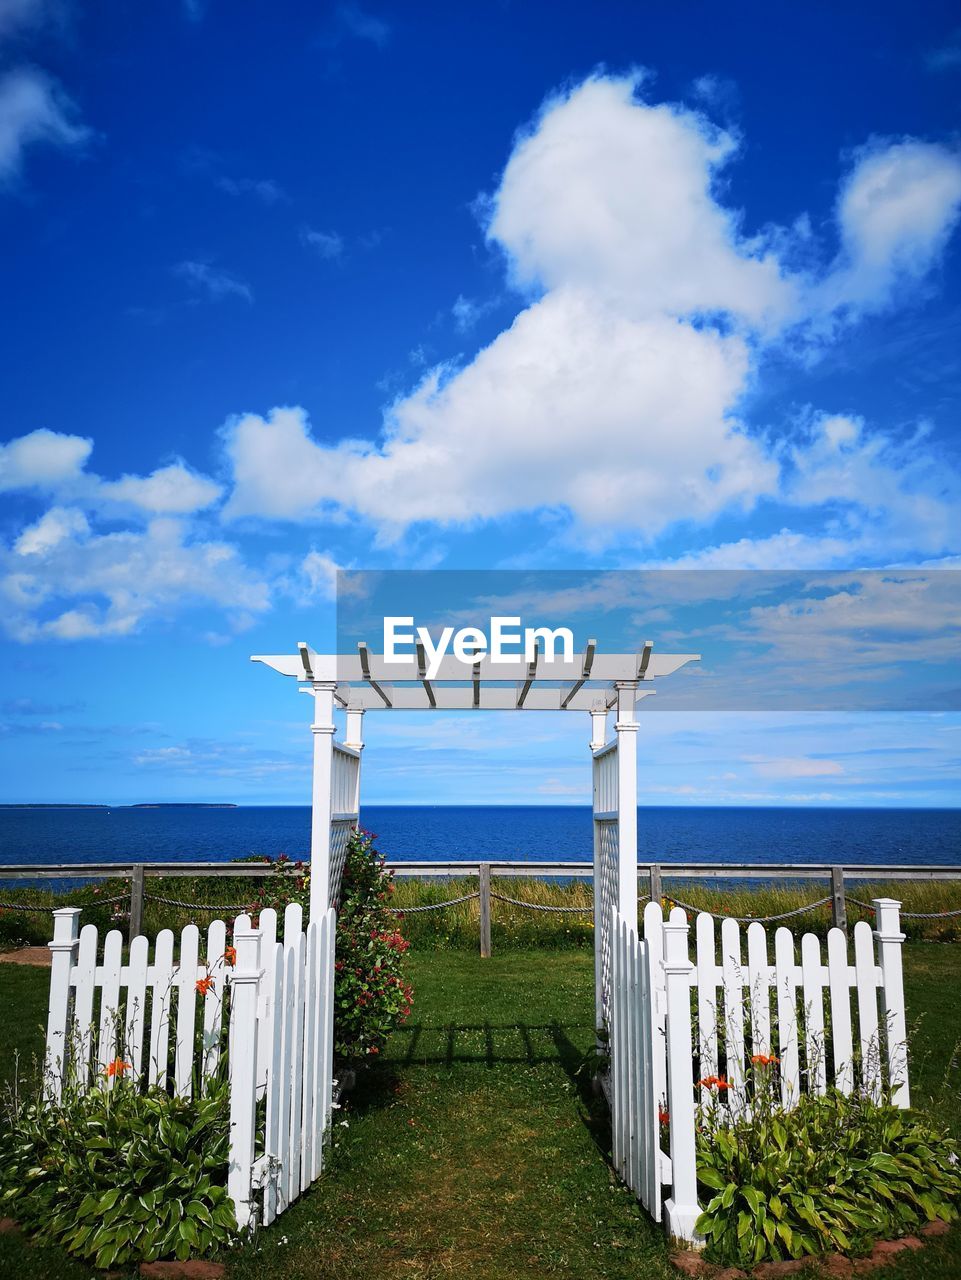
[
  {"left": 0, "top": 893, "right": 130, "bottom": 913},
  {"left": 845, "top": 895, "right": 961, "bottom": 919},
  {"left": 664, "top": 894, "right": 833, "bottom": 924},
  {"left": 144, "top": 893, "right": 252, "bottom": 912},
  {"left": 490, "top": 891, "right": 593, "bottom": 914},
  {"left": 388, "top": 891, "right": 481, "bottom": 913},
  {"left": 900, "top": 907, "right": 961, "bottom": 919}
]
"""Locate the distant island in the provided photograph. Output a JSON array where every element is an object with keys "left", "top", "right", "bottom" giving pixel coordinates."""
[
  {"left": 131, "top": 803, "right": 239, "bottom": 809},
  {"left": 0, "top": 803, "right": 239, "bottom": 809}
]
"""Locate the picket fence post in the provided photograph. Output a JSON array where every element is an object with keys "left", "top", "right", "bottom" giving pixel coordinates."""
[
  {"left": 873, "top": 898, "right": 910, "bottom": 1108},
  {"left": 45, "top": 907, "right": 81, "bottom": 1100},
  {"left": 228, "top": 925, "right": 263, "bottom": 1231},
  {"left": 662, "top": 910, "right": 701, "bottom": 1245}
]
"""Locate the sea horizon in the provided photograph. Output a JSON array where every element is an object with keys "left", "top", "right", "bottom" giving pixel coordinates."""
[
  {"left": 2, "top": 800, "right": 960, "bottom": 810},
  {"left": 3, "top": 803, "right": 959, "bottom": 868}
]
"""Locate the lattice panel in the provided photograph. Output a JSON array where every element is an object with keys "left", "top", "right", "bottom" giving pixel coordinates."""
[
  {"left": 597, "top": 818, "right": 619, "bottom": 1028},
  {"left": 328, "top": 820, "right": 354, "bottom": 908}
]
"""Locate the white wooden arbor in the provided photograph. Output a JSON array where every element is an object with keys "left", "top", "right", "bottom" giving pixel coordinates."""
[{"left": 252, "top": 639, "right": 699, "bottom": 1035}]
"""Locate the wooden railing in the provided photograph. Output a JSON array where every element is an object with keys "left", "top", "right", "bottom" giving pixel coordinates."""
[{"left": 2, "top": 859, "right": 961, "bottom": 951}]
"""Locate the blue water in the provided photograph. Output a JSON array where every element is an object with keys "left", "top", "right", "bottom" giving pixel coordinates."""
[{"left": 0, "top": 805, "right": 959, "bottom": 868}]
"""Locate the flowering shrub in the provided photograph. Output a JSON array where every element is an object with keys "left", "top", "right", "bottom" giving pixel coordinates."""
[
  {"left": 0, "top": 1072, "right": 237, "bottom": 1269},
  {"left": 695, "top": 1061, "right": 961, "bottom": 1265},
  {"left": 249, "top": 830, "right": 413, "bottom": 1062}
]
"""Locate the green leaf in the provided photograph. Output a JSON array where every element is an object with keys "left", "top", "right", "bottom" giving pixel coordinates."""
[
  {"left": 697, "top": 1165, "right": 727, "bottom": 1191},
  {"left": 742, "top": 1185, "right": 763, "bottom": 1218}
]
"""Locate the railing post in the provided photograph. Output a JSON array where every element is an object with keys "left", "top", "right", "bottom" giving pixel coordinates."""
[
  {"left": 662, "top": 910, "right": 702, "bottom": 1246},
  {"left": 228, "top": 925, "right": 263, "bottom": 1232},
  {"left": 649, "top": 863, "right": 662, "bottom": 906},
  {"left": 831, "top": 866, "right": 847, "bottom": 932},
  {"left": 129, "top": 864, "right": 145, "bottom": 943},
  {"left": 479, "top": 863, "right": 492, "bottom": 958},
  {"left": 873, "top": 898, "right": 910, "bottom": 1108},
  {"left": 45, "top": 907, "right": 81, "bottom": 1100}
]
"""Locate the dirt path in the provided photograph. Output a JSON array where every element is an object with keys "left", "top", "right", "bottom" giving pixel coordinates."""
[{"left": 0, "top": 946, "right": 50, "bottom": 966}]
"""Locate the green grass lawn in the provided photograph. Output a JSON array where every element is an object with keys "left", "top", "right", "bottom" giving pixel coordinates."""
[{"left": 0, "top": 945, "right": 960, "bottom": 1279}]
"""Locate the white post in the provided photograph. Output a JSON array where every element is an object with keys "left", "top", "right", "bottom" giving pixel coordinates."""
[
  {"left": 662, "top": 912, "right": 702, "bottom": 1245},
  {"left": 309, "top": 681, "right": 336, "bottom": 920},
  {"left": 615, "top": 681, "right": 639, "bottom": 925},
  {"left": 345, "top": 703, "right": 365, "bottom": 816},
  {"left": 873, "top": 898, "right": 910, "bottom": 1108},
  {"left": 591, "top": 705, "right": 607, "bottom": 1039},
  {"left": 45, "top": 907, "right": 81, "bottom": 1100},
  {"left": 228, "top": 925, "right": 263, "bottom": 1232}
]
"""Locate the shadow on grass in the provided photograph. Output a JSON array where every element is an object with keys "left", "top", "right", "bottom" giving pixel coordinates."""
[{"left": 351, "top": 1017, "right": 614, "bottom": 1160}]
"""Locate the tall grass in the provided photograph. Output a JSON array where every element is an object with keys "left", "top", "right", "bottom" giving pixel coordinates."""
[{"left": 2, "top": 873, "right": 961, "bottom": 949}]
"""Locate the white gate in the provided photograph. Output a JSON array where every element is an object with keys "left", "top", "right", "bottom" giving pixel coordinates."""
[
  {"left": 45, "top": 903, "right": 338, "bottom": 1232},
  {"left": 607, "top": 898, "right": 911, "bottom": 1243}
]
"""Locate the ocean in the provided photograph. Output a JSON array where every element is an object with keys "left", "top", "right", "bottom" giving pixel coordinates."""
[{"left": 0, "top": 805, "right": 959, "bottom": 869}]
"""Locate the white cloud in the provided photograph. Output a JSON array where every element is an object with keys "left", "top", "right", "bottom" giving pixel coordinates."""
[
  {"left": 451, "top": 294, "right": 496, "bottom": 332},
  {"left": 333, "top": 3, "right": 389, "bottom": 48},
  {"left": 0, "top": 67, "right": 89, "bottom": 186},
  {"left": 658, "top": 531, "right": 857, "bottom": 570},
  {"left": 300, "top": 227, "right": 344, "bottom": 260},
  {"left": 1, "top": 514, "right": 271, "bottom": 640},
  {"left": 99, "top": 463, "right": 223, "bottom": 515},
  {"left": 785, "top": 413, "right": 960, "bottom": 553},
  {"left": 217, "top": 175, "right": 287, "bottom": 204},
  {"left": 14, "top": 506, "right": 88, "bottom": 555},
  {"left": 745, "top": 755, "right": 844, "bottom": 778},
  {"left": 222, "top": 296, "right": 776, "bottom": 540},
  {"left": 218, "top": 74, "right": 961, "bottom": 557},
  {"left": 301, "top": 550, "right": 342, "bottom": 600},
  {"left": 816, "top": 140, "right": 961, "bottom": 315},
  {"left": 175, "top": 260, "right": 253, "bottom": 303},
  {"left": 0, "top": 427, "right": 91, "bottom": 491},
  {"left": 486, "top": 74, "right": 793, "bottom": 330},
  {"left": 0, "top": 430, "right": 223, "bottom": 517}
]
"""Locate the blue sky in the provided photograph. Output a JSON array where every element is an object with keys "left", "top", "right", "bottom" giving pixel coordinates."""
[{"left": 0, "top": 1, "right": 960, "bottom": 806}]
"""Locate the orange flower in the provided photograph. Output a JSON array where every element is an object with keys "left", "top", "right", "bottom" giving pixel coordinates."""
[
  {"left": 196, "top": 975, "right": 215, "bottom": 996},
  {"left": 223, "top": 945, "right": 237, "bottom": 967},
  {"left": 697, "top": 1075, "right": 730, "bottom": 1091},
  {"left": 658, "top": 1106, "right": 670, "bottom": 1124},
  {"left": 104, "top": 1057, "right": 131, "bottom": 1078},
  {"left": 751, "top": 1053, "right": 779, "bottom": 1067}
]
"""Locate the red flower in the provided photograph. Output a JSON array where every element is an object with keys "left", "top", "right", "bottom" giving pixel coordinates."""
[
  {"left": 697, "top": 1075, "right": 730, "bottom": 1091},
  {"left": 104, "top": 1057, "right": 131, "bottom": 1078},
  {"left": 223, "top": 946, "right": 237, "bottom": 967},
  {"left": 751, "top": 1053, "right": 779, "bottom": 1067},
  {"left": 196, "top": 975, "right": 215, "bottom": 996},
  {"left": 658, "top": 1107, "right": 670, "bottom": 1125}
]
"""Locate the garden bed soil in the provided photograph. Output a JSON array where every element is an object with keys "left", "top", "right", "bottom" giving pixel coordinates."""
[{"left": 671, "top": 1219, "right": 950, "bottom": 1277}]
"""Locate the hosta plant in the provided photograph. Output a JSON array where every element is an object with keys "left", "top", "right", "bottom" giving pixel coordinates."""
[
  {"left": 695, "top": 1067, "right": 961, "bottom": 1266},
  {"left": 0, "top": 1069, "right": 238, "bottom": 1270}
]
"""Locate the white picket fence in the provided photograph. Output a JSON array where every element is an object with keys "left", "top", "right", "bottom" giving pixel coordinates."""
[
  {"left": 45, "top": 903, "right": 337, "bottom": 1231},
  {"left": 608, "top": 898, "right": 911, "bottom": 1243}
]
